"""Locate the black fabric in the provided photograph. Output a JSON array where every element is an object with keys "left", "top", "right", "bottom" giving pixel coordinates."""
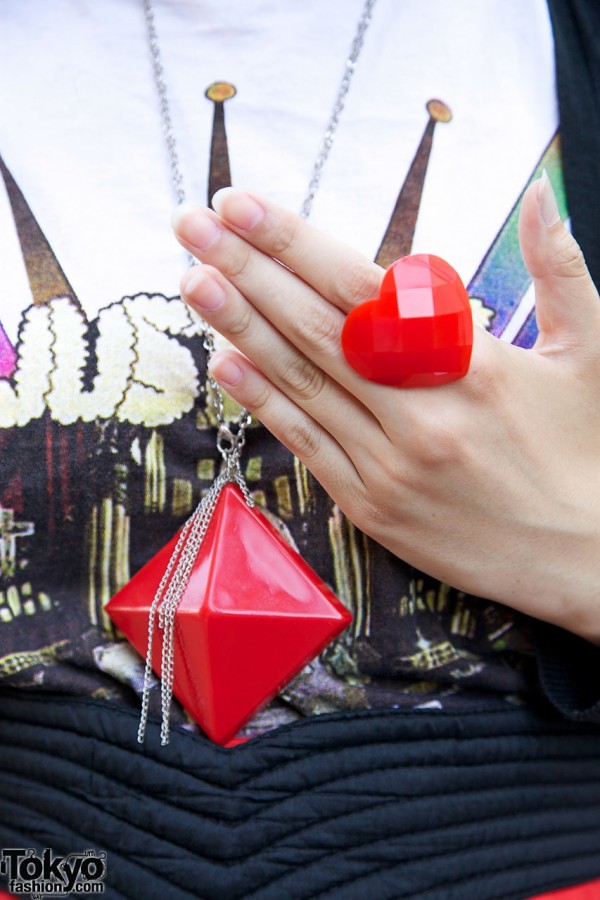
[
  {"left": 536, "top": 624, "right": 600, "bottom": 723},
  {"left": 533, "top": 0, "right": 600, "bottom": 724},
  {"left": 546, "top": 0, "right": 600, "bottom": 286},
  {"left": 1, "top": 692, "right": 600, "bottom": 900}
]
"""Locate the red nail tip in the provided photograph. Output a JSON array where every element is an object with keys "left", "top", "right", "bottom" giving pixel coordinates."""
[
  {"left": 106, "top": 484, "right": 351, "bottom": 745},
  {"left": 341, "top": 254, "right": 473, "bottom": 387}
]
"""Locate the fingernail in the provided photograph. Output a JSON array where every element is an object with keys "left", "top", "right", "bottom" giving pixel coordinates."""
[
  {"left": 208, "top": 351, "right": 244, "bottom": 386},
  {"left": 537, "top": 169, "right": 561, "bottom": 227},
  {"left": 180, "top": 267, "right": 225, "bottom": 310},
  {"left": 212, "top": 188, "right": 264, "bottom": 231},
  {"left": 171, "top": 204, "right": 221, "bottom": 250}
]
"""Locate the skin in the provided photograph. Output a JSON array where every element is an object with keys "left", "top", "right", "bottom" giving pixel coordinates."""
[{"left": 172, "top": 180, "right": 600, "bottom": 644}]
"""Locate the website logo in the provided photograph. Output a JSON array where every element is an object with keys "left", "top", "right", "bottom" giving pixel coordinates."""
[{"left": 0, "top": 847, "right": 106, "bottom": 897}]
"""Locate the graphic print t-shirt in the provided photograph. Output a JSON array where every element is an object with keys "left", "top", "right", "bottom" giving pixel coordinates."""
[{"left": 0, "top": 0, "right": 563, "bottom": 737}]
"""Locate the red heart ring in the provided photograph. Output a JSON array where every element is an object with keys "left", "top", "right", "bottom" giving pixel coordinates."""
[{"left": 341, "top": 254, "right": 474, "bottom": 387}]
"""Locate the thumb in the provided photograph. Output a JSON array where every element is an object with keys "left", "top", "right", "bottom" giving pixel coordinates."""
[{"left": 518, "top": 170, "right": 600, "bottom": 354}]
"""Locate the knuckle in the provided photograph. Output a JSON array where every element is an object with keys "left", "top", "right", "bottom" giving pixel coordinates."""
[
  {"left": 353, "top": 483, "right": 396, "bottom": 535},
  {"left": 268, "top": 217, "right": 298, "bottom": 259},
  {"left": 548, "top": 234, "right": 589, "bottom": 282},
  {"left": 330, "top": 259, "right": 382, "bottom": 309},
  {"left": 245, "top": 379, "right": 273, "bottom": 414},
  {"left": 281, "top": 354, "right": 327, "bottom": 402},
  {"left": 225, "top": 300, "right": 253, "bottom": 337},
  {"left": 463, "top": 337, "right": 503, "bottom": 401},
  {"left": 359, "top": 495, "right": 390, "bottom": 532},
  {"left": 355, "top": 452, "right": 409, "bottom": 526},
  {"left": 363, "top": 444, "right": 405, "bottom": 492},
  {"left": 407, "top": 413, "right": 466, "bottom": 469},
  {"left": 286, "top": 417, "right": 321, "bottom": 460},
  {"left": 420, "top": 427, "right": 463, "bottom": 468},
  {"left": 224, "top": 243, "right": 253, "bottom": 282},
  {"left": 291, "top": 304, "right": 342, "bottom": 355}
]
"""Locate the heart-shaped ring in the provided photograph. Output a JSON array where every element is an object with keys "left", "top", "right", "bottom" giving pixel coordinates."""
[{"left": 341, "top": 254, "right": 473, "bottom": 387}]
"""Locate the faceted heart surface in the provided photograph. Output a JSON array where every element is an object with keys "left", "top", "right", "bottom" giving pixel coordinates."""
[
  {"left": 341, "top": 254, "right": 473, "bottom": 387},
  {"left": 106, "top": 484, "right": 351, "bottom": 745}
]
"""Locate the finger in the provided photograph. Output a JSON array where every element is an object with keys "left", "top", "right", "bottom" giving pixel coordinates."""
[
  {"left": 174, "top": 189, "right": 384, "bottom": 313},
  {"left": 173, "top": 203, "right": 497, "bottom": 430},
  {"left": 174, "top": 207, "right": 387, "bottom": 411},
  {"left": 519, "top": 172, "right": 600, "bottom": 356},
  {"left": 180, "top": 264, "right": 384, "bottom": 460},
  {"left": 175, "top": 208, "right": 501, "bottom": 441},
  {"left": 207, "top": 347, "right": 369, "bottom": 514}
]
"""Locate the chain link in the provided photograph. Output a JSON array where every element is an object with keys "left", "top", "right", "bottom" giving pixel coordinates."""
[
  {"left": 139, "top": 0, "right": 377, "bottom": 743},
  {"left": 143, "top": 0, "right": 250, "bottom": 446},
  {"left": 142, "top": 0, "right": 185, "bottom": 206},
  {"left": 300, "top": 0, "right": 378, "bottom": 220}
]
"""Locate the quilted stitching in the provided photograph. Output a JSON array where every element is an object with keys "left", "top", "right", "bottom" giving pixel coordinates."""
[{"left": 1, "top": 693, "right": 600, "bottom": 899}]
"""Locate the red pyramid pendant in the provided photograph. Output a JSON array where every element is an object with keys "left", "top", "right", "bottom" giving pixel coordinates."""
[{"left": 106, "top": 484, "right": 351, "bottom": 745}]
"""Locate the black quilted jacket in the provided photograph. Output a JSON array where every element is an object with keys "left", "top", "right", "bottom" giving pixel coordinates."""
[{"left": 1, "top": 1, "right": 600, "bottom": 898}]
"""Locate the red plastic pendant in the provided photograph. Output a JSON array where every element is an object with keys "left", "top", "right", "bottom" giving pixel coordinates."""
[
  {"left": 341, "top": 254, "right": 473, "bottom": 387},
  {"left": 106, "top": 484, "right": 351, "bottom": 745}
]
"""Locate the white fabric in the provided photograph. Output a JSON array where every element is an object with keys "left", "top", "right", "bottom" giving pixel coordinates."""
[{"left": 0, "top": 0, "right": 556, "bottom": 344}]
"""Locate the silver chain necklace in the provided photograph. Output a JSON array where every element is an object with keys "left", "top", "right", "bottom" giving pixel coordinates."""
[
  {"left": 143, "top": 0, "right": 377, "bottom": 217},
  {"left": 139, "top": 0, "right": 377, "bottom": 744}
]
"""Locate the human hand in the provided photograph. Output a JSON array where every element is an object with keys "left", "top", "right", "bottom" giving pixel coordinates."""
[{"left": 172, "top": 177, "right": 600, "bottom": 643}]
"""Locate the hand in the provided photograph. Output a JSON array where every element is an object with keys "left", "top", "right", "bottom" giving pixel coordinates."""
[{"left": 172, "top": 179, "right": 600, "bottom": 643}]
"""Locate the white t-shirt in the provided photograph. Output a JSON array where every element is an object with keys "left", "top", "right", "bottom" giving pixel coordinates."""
[
  {"left": 0, "top": 0, "right": 561, "bottom": 738},
  {"left": 0, "top": 0, "right": 557, "bottom": 342}
]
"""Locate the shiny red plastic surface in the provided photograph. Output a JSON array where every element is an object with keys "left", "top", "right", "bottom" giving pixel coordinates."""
[
  {"left": 341, "top": 254, "right": 473, "bottom": 387},
  {"left": 106, "top": 484, "right": 351, "bottom": 745}
]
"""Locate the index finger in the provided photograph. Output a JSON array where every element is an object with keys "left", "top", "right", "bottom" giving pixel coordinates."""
[{"left": 210, "top": 187, "right": 384, "bottom": 313}]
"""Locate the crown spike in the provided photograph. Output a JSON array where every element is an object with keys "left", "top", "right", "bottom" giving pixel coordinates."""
[
  {"left": 0, "top": 154, "right": 80, "bottom": 308},
  {"left": 375, "top": 100, "right": 452, "bottom": 268},
  {"left": 205, "top": 82, "right": 237, "bottom": 207}
]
